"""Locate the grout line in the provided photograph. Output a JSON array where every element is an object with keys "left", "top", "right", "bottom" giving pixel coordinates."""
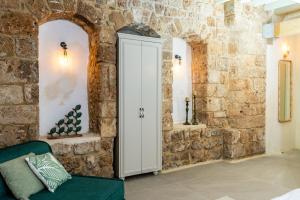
[
  {"left": 161, "top": 159, "right": 223, "bottom": 174},
  {"left": 224, "top": 154, "right": 267, "bottom": 164},
  {"left": 162, "top": 154, "right": 269, "bottom": 174}
]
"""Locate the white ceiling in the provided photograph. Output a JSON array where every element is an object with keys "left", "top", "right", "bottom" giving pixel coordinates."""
[{"left": 216, "top": 0, "right": 300, "bottom": 14}]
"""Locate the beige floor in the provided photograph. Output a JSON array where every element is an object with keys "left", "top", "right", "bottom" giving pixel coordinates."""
[{"left": 125, "top": 151, "right": 300, "bottom": 200}]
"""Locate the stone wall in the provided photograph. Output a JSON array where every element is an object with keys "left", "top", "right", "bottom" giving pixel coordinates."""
[
  {"left": 48, "top": 136, "right": 114, "bottom": 177},
  {"left": 0, "top": 0, "right": 269, "bottom": 176},
  {"left": 163, "top": 124, "right": 223, "bottom": 169}
]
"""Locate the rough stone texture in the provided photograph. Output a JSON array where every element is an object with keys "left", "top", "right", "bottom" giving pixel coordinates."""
[
  {"left": 0, "top": 0, "right": 269, "bottom": 175},
  {"left": 48, "top": 136, "right": 114, "bottom": 177},
  {"left": 163, "top": 124, "right": 223, "bottom": 169}
]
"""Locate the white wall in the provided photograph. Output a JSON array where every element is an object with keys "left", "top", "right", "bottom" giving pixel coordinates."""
[
  {"left": 172, "top": 38, "right": 192, "bottom": 123},
  {"left": 266, "top": 35, "right": 300, "bottom": 154},
  {"left": 39, "top": 20, "right": 89, "bottom": 135}
]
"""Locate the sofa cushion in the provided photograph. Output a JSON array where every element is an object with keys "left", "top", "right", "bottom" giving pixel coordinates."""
[
  {"left": 0, "top": 153, "right": 44, "bottom": 200},
  {"left": 0, "top": 141, "right": 52, "bottom": 198},
  {"left": 30, "top": 175, "right": 124, "bottom": 200},
  {"left": 26, "top": 153, "right": 71, "bottom": 192}
]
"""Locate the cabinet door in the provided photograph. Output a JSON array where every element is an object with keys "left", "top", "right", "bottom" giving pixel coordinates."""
[
  {"left": 120, "top": 39, "right": 142, "bottom": 176},
  {"left": 141, "top": 41, "right": 162, "bottom": 172}
]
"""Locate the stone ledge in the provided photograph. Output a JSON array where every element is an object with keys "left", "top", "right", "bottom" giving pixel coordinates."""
[
  {"left": 39, "top": 133, "right": 101, "bottom": 145},
  {"left": 39, "top": 133, "right": 101, "bottom": 155},
  {"left": 173, "top": 123, "right": 207, "bottom": 131}
]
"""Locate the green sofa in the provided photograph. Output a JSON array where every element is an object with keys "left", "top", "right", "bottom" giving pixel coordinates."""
[{"left": 0, "top": 141, "right": 124, "bottom": 200}]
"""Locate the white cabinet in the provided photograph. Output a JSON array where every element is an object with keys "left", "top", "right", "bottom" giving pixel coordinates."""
[{"left": 117, "top": 33, "right": 162, "bottom": 178}]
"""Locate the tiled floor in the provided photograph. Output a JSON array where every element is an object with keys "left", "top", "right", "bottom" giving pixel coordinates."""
[{"left": 125, "top": 151, "right": 300, "bottom": 200}]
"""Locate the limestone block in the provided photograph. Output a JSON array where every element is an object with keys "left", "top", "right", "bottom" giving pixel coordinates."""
[
  {"left": 0, "top": 12, "right": 36, "bottom": 35},
  {"left": 0, "top": 36, "right": 14, "bottom": 57},
  {"left": 77, "top": 1, "right": 100, "bottom": 24},
  {"left": 207, "top": 145, "right": 223, "bottom": 160},
  {"left": 0, "top": 0, "right": 21, "bottom": 10},
  {"left": 207, "top": 97, "right": 221, "bottom": 112},
  {"left": 23, "top": 0, "right": 51, "bottom": 20},
  {"left": 229, "top": 115, "right": 265, "bottom": 129},
  {"left": 162, "top": 112, "right": 173, "bottom": 131},
  {"left": 63, "top": 0, "right": 76, "bottom": 11},
  {"left": 109, "top": 11, "right": 126, "bottom": 30},
  {"left": 0, "top": 85, "right": 23, "bottom": 104},
  {"left": 255, "top": 55, "right": 265, "bottom": 67},
  {"left": 52, "top": 143, "right": 73, "bottom": 155},
  {"left": 191, "top": 141, "right": 202, "bottom": 150},
  {"left": 47, "top": 0, "right": 64, "bottom": 12},
  {"left": 229, "top": 79, "right": 248, "bottom": 91},
  {"left": 163, "top": 84, "right": 172, "bottom": 99},
  {"left": 171, "top": 130, "right": 185, "bottom": 142},
  {"left": 100, "top": 118, "right": 117, "bottom": 138},
  {"left": 162, "top": 99, "right": 172, "bottom": 115},
  {"left": 163, "top": 51, "right": 172, "bottom": 61},
  {"left": 215, "top": 84, "right": 226, "bottom": 97},
  {"left": 16, "top": 37, "right": 36, "bottom": 58},
  {"left": 190, "top": 150, "right": 205, "bottom": 163},
  {"left": 99, "top": 26, "right": 116, "bottom": 44},
  {"left": 99, "top": 101, "right": 116, "bottom": 118},
  {"left": 242, "top": 103, "right": 265, "bottom": 116},
  {"left": 0, "top": 125, "right": 29, "bottom": 148},
  {"left": 100, "top": 138, "right": 113, "bottom": 153},
  {"left": 223, "top": 128, "right": 240, "bottom": 145},
  {"left": 100, "top": 63, "right": 117, "bottom": 101},
  {"left": 224, "top": 143, "right": 245, "bottom": 159},
  {"left": 24, "top": 84, "right": 39, "bottom": 104},
  {"left": 98, "top": 44, "right": 116, "bottom": 64},
  {"left": 214, "top": 111, "right": 226, "bottom": 118},
  {"left": 208, "top": 70, "right": 222, "bottom": 84},
  {"left": 163, "top": 131, "right": 172, "bottom": 143},
  {"left": 74, "top": 142, "right": 95, "bottom": 155},
  {"left": 171, "top": 142, "right": 186, "bottom": 153},
  {"left": 190, "top": 130, "right": 201, "bottom": 140},
  {"left": 0, "top": 105, "right": 37, "bottom": 124}
]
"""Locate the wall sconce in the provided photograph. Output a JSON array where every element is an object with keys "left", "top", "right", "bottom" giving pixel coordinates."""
[
  {"left": 175, "top": 54, "right": 182, "bottom": 66},
  {"left": 59, "top": 42, "right": 69, "bottom": 66},
  {"left": 282, "top": 43, "right": 290, "bottom": 59}
]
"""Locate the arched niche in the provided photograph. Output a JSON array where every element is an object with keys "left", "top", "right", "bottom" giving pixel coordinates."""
[{"left": 38, "top": 17, "right": 100, "bottom": 136}]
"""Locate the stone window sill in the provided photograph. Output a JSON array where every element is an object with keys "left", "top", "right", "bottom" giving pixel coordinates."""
[
  {"left": 173, "top": 123, "right": 207, "bottom": 131},
  {"left": 39, "top": 133, "right": 100, "bottom": 145},
  {"left": 39, "top": 133, "right": 101, "bottom": 155}
]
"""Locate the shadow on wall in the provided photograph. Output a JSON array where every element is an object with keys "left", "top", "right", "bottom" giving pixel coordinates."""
[{"left": 190, "top": 42, "right": 208, "bottom": 124}]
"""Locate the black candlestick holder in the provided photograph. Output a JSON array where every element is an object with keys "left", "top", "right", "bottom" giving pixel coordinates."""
[
  {"left": 192, "top": 95, "right": 199, "bottom": 125},
  {"left": 184, "top": 97, "right": 191, "bottom": 125}
]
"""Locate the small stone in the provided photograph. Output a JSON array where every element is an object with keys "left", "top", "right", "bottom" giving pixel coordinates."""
[
  {"left": 0, "top": 105, "right": 37, "bottom": 124},
  {"left": 24, "top": 84, "right": 39, "bottom": 104},
  {"left": 100, "top": 118, "right": 116, "bottom": 138},
  {"left": 0, "top": 85, "right": 23, "bottom": 104},
  {"left": 171, "top": 143, "right": 186, "bottom": 153},
  {"left": 74, "top": 142, "right": 95, "bottom": 155},
  {"left": 109, "top": 11, "right": 126, "bottom": 30},
  {"left": 16, "top": 37, "right": 37, "bottom": 58},
  {"left": 0, "top": 36, "right": 14, "bottom": 57}
]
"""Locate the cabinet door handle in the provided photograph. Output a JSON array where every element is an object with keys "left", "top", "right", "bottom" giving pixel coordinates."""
[{"left": 139, "top": 108, "right": 144, "bottom": 118}]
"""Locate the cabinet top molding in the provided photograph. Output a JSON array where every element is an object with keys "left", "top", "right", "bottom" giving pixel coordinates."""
[
  {"left": 118, "top": 23, "right": 161, "bottom": 38},
  {"left": 117, "top": 33, "right": 164, "bottom": 43}
]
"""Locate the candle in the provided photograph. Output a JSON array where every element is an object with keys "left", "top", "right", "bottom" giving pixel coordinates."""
[{"left": 185, "top": 97, "right": 190, "bottom": 102}]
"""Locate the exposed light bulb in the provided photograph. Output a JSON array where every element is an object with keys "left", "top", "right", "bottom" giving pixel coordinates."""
[
  {"left": 59, "top": 42, "right": 69, "bottom": 67},
  {"left": 282, "top": 43, "right": 290, "bottom": 59}
]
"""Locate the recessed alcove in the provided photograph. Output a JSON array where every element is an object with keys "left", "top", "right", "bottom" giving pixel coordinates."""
[
  {"left": 39, "top": 20, "right": 90, "bottom": 136},
  {"left": 171, "top": 37, "right": 208, "bottom": 125}
]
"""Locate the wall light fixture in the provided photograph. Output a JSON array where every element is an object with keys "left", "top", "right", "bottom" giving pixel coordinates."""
[
  {"left": 282, "top": 43, "right": 290, "bottom": 59},
  {"left": 175, "top": 54, "right": 182, "bottom": 65},
  {"left": 60, "top": 42, "right": 69, "bottom": 66}
]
